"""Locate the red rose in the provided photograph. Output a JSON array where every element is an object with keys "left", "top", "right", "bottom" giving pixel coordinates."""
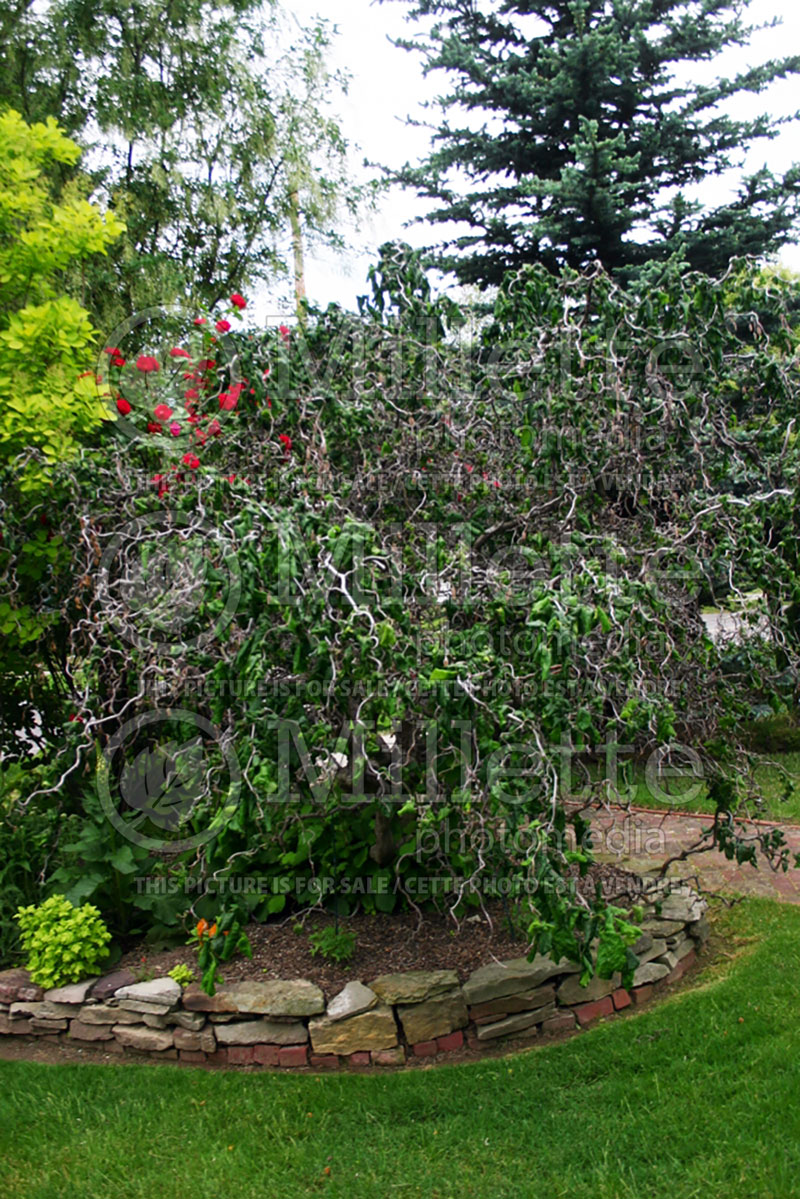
[
  {"left": 170, "top": 347, "right": 192, "bottom": 359},
  {"left": 154, "top": 404, "right": 173, "bottom": 422},
  {"left": 182, "top": 452, "right": 200, "bottom": 469},
  {"left": 104, "top": 347, "right": 121, "bottom": 355},
  {"left": 111, "top": 355, "right": 126, "bottom": 367},
  {"left": 230, "top": 293, "right": 247, "bottom": 310},
  {"left": 147, "top": 421, "right": 163, "bottom": 434},
  {"left": 279, "top": 324, "right": 290, "bottom": 343},
  {"left": 194, "top": 317, "right": 207, "bottom": 326},
  {"left": 208, "top": 419, "right": 222, "bottom": 436},
  {"left": 215, "top": 319, "right": 231, "bottom": 333},
  {"left": 184, "top": 389, "right": 199, "bottom": 400},
  {"left": 279, "top": 433, "right": 292, "bottom": 454},
  {"left": 136, "top": 355, "right": 160, "bottom": 373},
  {"left": 116, "top": 397, "right": 132, "bottom": 416},
  {"left": 169, "top": 422, "right": 182, "bottom": 436},
  {"left": 218, "top": 392, "right": 238, "bottom": 411}
]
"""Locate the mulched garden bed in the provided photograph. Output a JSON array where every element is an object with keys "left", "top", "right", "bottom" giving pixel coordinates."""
[{"left": 116, "top": 861, "right": 641, "bottom": 996}]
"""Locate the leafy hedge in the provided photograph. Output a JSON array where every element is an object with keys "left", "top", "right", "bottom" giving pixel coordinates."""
[{"left": 2, "top": 245, "right": 800, "bottom": 974}]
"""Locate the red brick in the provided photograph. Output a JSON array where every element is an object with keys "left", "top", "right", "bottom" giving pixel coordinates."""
[
  {"left": 612, "top": 988, "right": 632, "bottom": 1011},
  {"left": 574, "top": 996, "right": 614, "bottom": 1026},
  {"left": 373, "top": 1047, "right": 406, "bottom": 1067},
  {"left": 309, "top": 1054, "right": 340, "bottom": 1070},
  {"left": 667, "top": 949, "right": 698, "bottom": 984},
  {"left": 412, "top": 1039, "right": 438, "bottom": 1057},
  {"left": 348, "top": 1051, "right": 371, "bottom": 1067},
  {"left": 541, "top": 1011, "right": 576, "bottom": 1036},
  {"left": 227, "top": 1046, "right": 255, "bottom": 1065},
  {"left": 253, "top": 1044, "right": 280, "bottom": 1067},
  {"left": 436, "top": 1030, "right": 464, "bottom": 1053},
  {"left": 631, "top": 984, "right": 653, "bottom": 1006},
  {"left": 179, "top": 1050, "right": 207, "bottom": 1063},
  {"left": 278, "top": 1044, "right": 308, "bottom": 1068},
  {"left": 206, "top": 1049, "right": 228, "bottom": 1066}
]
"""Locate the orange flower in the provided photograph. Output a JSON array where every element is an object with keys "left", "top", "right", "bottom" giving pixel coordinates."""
[
  {"left": 209, "top": 922, "right": 218, "bottom": 937},
  {"left": 196, "top": 918, "right": 209, "bottom": 938}
]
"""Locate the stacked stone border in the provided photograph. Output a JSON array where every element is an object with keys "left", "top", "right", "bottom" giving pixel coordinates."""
[{"left": 0, "top": 882, "right": 708, "bottom": 1070}]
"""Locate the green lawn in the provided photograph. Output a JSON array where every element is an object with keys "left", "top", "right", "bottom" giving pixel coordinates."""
[
  {"left": 3, "top": 899, "right": 800, "bottom": 1198},
  {"left": 597, "top": 752, "right": 800, "bottom": 823}
]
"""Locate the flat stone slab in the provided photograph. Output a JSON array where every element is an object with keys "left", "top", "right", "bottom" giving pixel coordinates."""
[
  {"left": 10, "top": 1000, "right": 46, "bottom": 1019},
  {"left": 69, "top": 1019, "right": 114, "bottom": 1042},
  {"left": 167, "top": 1011, "right": 207, "bottom": 1031},
  {"left": 113, "top": 1025, "right": 174, "bottom": 1052},
  {"left": 77, "top": 1004, "right": 141, "bottom": 1026},
  {"left": 469, "top": 985, "right": 556, "bottom": 1021},
  {"left": 118, "top": 1000, "right": 176, "bottom": 1016},
  {"left": 476, "top": 1004, "right": 556, "bottom": 1041},
  {"left": 42, "top": 1000, "right": 84, "bottom": 1020},
  {"left": 556, "top": 973, "right": 620, "bottom": 1006},
  {"left": 640, "top": 918, "right": 686, "bottom": 938},
  {"left": 31, "top": 1017, "right": 68, "bottom": 1032},
  {"left": 214, "top": 1019, "right": 308, "bottom": 1047},
  {"left": 173, "top": 1026, "right": 216, "bottom": 1053},
  {"left": 462, "top": 954, "right": 579, "bottom": 1006},
  {"left": 397, "top": 989, "right": 468, "bottom": 1044},
  {"left": 222, "top": 980, "right": 324, "bottom": 1017},
  {"left": 326, "top": 981, "right": 378, "bottom": 1023},
  {"left": 632, "top": 961, "right": 670, "bottom": 986},
  {"left": 0, "top": 970, "right": 33, "bottom": 1004},
  {"left": 44, "top": 979, "right": 98, "bottom": 1005},
  {"left": 89, "top": 970, "right": 136, "bottom": 1002},
  {"left": 309, "top": 1005, "right": 398, "bottom": 1055},
  {"left": 181, "top": 985, "right": 239, "bottom": 1013},
  {"left": 114, "top": 978, "right": 181, "bottom": 1011},
  {"left": 369, "top": 970, "right": 459, "bottom": 1005}
]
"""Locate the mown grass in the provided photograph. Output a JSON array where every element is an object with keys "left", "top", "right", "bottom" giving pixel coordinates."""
[
  {"left": 595, "top": 752, "right": 800, "bottom": 823},
  {"left": 3, "top": 899, "right": 800, "bottom": 1198}
]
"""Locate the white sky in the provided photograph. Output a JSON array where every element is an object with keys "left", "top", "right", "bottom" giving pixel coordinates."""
[{"left": 261, "top": 0, "right": 800, "bottom": 314}]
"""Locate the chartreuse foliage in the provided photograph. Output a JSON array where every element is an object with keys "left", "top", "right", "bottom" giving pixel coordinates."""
[
  {"left": 0, "top": 109, "right": 123, "bottom": 480},
  {"left": 14, "top": 893, "right": 111, "bottom": 988}
]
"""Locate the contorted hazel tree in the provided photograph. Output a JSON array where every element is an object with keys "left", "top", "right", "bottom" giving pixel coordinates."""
[
  {"left": 3, "top": 254, "right": 800, "bottom": 979},
  {"left": 381, "top": 0, "right": 800, "bottom": 285}
]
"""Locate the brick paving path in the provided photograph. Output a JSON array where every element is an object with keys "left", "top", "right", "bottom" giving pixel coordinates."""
[{"left": 586, "top": 805, "right": 800, "bottom": 902}]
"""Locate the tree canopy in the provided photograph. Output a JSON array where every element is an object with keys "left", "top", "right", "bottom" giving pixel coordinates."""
[
  {"left": 383, "top": 0, "right": 800, "bottom": 285},
  {"left": 0, "top": 0, "right": 371, "bottom": 326}
]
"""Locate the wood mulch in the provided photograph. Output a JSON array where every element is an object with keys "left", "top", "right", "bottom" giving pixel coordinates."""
[{"left": 116, "top": 861, "right": 640, "bottom": 998}]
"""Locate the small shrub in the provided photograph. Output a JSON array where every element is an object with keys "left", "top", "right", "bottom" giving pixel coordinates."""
[
  {"left": 15, "top": 894, "right": 111, "bottom": 989},
  {"left": 168, "top": 963, "right": 195, "bottom": 987},
  {"left": 308, "top": 926, "right": 356, "bottom": 964}
]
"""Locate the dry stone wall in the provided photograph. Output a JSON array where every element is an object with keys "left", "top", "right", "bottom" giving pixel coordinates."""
[{"left": 0, "top": 883, "right": 708, "bottom": 1069}]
